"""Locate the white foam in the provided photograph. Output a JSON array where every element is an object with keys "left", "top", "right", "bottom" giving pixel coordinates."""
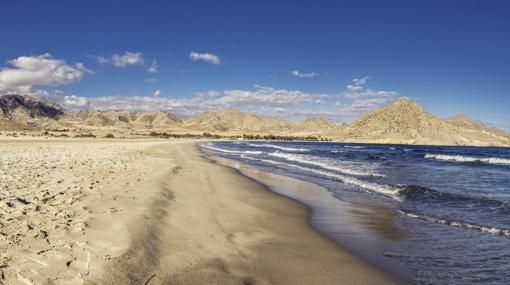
[
  {"left": 247, "top": 143, "right": 309, "bottom": 152},
  {"left": 425, "top": 153, "right": 510, "bottom": 166},
  {"left": 290, "top": 163, "right": 399, "bottom": 198},
  {"left": 268, "top": 152, "right": 384, "bottom": 177},
  {"left": 344, "top": 145, "right": 365, "bottom": 149},
  {"left": 243, "top": 154, "right": 398, "bottom": 199},
  {"left": 398, "top": 210, "right": 510, "bottom": 237},
  {"left": 201, "top": 144, "right": 263, "bottom": 155}
]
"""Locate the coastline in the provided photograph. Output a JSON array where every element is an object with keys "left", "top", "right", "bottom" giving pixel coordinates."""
[
  {"left": 0, "top": 139, "right": 400, "bottom": 284},
  {"left": 206, "top": 148, "right": 411, "bottom": 283}
]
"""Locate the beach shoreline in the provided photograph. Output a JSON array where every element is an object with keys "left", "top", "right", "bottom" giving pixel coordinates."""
[
  {"left": 207, "top": 151, "right": 411, "bottom": 283},
  {"left": 0, "top": 139, "right": 400, "bottom": 284}
]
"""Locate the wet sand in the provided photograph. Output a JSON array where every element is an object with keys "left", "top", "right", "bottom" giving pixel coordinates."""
[
  {"left": 214, "top": 156, "right": 411, "bottom": 282},
  {"left": 0, "top": 139, "right": 400, "bottom": 284}
]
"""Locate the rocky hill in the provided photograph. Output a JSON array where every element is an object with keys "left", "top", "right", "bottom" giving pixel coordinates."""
[
  {"left": 447, "top": 114, "right": 509, "bottom": 138},
  {"left": 0, "top": 94, "right": 508, "bottom": 146},
  {"left": 61, "top": 109, "right": 183, "bottom": 129},
  {"left": 446, "top": 114, "right": 486, "bottom": 129},
  {"left": 297, "top": 118, "right": 340, "bottom": 134},
  {"left": 183, "top": 109, "right": 296, "bottom": 133},
  {"left": 0, "top": 94, "right": 65, "bottom": 130},
  {"left": 0, "top": 95, "right": 183, "bottom": 131},
  {"left": 336, "top": 99, "right": 510, "bottom": 146}
]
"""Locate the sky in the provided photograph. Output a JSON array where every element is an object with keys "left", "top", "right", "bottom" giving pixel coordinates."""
[{"left": 0, "top": 0, "right": 509, "bottom": 129}]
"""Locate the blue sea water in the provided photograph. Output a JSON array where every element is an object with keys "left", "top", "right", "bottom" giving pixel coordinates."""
[{"left": 201, "top": 141, "right": 510, "bottom": 284}]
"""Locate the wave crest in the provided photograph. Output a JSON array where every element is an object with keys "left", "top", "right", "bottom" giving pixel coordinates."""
[
  {"left": 247, "top": 143, "right": 309, "bottom": 152},
  {"left": 398, "top": 210, "right": 510, "bottom": 237},
  {"left": 425, "top": 153, "right": 510, "bottom": 166},
  {"left": 201, "top": 144, "right": 263, "bottom": 155},
  {"left": 268, "top": 152, "right": 384, "bottom": 177}
]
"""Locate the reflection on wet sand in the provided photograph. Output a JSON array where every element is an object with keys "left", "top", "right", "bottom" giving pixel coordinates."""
[
  {"left": 213, "top": 156, "right": 412, "bottom": 282},
  {"left": 349, "top": 208, "right": 408, "bottom": 240}
]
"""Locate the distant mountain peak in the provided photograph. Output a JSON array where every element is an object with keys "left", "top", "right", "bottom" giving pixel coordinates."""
[
  {"left": 0, "top": 94, "right": 508, "bottom": 146},
  {"left": 0, "top": 94, "right": 65, "bottom": 119},
  {"left": 446, "top": 113, "right": 486, "bottom": 128}
]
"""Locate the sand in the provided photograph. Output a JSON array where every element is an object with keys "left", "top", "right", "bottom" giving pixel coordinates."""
[{"left": 0, "top": 138, "right": 400, "bottom": 284}]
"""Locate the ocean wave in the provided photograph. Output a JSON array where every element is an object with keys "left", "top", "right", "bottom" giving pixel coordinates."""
[
  {"left": 397, "top": 184, "right": 509, "bottom": 209},
  {"left": 344, "top": 145, "right": 365, "bottom": 149},
  {"left": 292, "top": 164, "right": 399, "bottom": 198},
  {"left": 398, "top": 210, "right": 510, "bottom": 237},
  {"left": 201, "top": 144, "right": 263, "bottom": 155},
  {"left": 268, "top": 152, "right": 384, "bottom": 177},
  {"left": 242, "top": 154, "right": 398, "bottom": 198},
  {"left": 424, "top": 153, "right": 510, "bottom": 166},
  {"left": 241, "top": 155, "right": 286, "bottom": 166},
  {"left": 247, "top": 143, "right": 309, "bottom": 152}
]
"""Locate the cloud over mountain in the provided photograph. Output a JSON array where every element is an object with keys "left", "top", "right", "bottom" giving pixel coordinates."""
[
  {"left": 339, "top": 76, "right": 399, "bottom": 115},
  {"left": 0, "top": 53, "right": 91, "bottom": 94}
]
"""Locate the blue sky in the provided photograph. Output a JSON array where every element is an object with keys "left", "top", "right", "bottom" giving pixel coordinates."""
[{"left": 0, "top": 0, "right": 509, "bottom": 129}]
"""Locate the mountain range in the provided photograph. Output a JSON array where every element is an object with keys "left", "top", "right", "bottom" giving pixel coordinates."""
[{"left": 1, "top": 94, "right": 508, "bottom": 146}]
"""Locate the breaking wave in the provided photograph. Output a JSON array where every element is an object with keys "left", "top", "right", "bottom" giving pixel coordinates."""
[
  {"left": 201, "top": 144, "right": 263, "bottom": 155},
  {"left": 247, "top": 143, "right": 309, "bottom": 152},
  {"left": 268, "top": 152, "right": 384, "bottom": 177},
  {"left": 425, "top": 153, "right": 510, "bottom": 166},
  {"left": 398, "top": 210, "right": 510, "bottom": 237},
  {"left": 242, "top": 154, "right": 399, "bottom": 198},
  {"left": 344, "top": 145, "right": 365, "bottom": 149}
]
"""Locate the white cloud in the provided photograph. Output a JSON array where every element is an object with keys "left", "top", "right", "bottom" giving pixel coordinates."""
[
  {"left": 43, "top": 85, "right": 329, "bottom": 117},
  {"left": 189, "top": 52, "right": 221, "bottom": 65},
  {"left": 112, "top": 51, "right": 144, "bottom": 67},
  {"left": 31, "top": 76, "right": 402, "bottom": 123},
  {"left": 340, "top": 76, "right": 399, "bottom": 115},
  {"left": 196, "top": 91, "right": 220, "bottom": 97},
  {"left": 96, "top": 56, "right": 110, "bottom": 64},
  {"left": 147, "top": 59, "right": 158, "bottom": 73},
  {"left": 0, "top": 53, "right": 91, "bottom": 94},
  {"left": 96, "top": 51, "right": 144, "bottom": 68},
  {"left": 352, "top": 76, "right": 369, "bottom": 86},
  {"left": 145, "top": 78, "right": 158, "bottom": 83},
  {"left": 216, "top": 85, "right": 326, "bottom": 106},
  {"left": 291, "top": 70, "right": 320, "bottom": 78},
  {"left": 64, "top": 95, "right": 89, "bottom": 107}
]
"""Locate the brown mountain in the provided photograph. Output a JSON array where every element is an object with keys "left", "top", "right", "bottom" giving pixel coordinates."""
[
  {"left": 184, "top": 109, "right": 296, "bottom": 133},
  {"left": 0, "top": 94, "right": 183, "bottom": 130},
  {"left": 1, "top": 94, "right": 509, "bottom": 146},
  {"left": 446, "top": 114, "right": 486, "bottom": 129},
  {"left": 446, "top": 114, "right": 508, "bottom": 138},
  {"left": 298, "top": 118, "right": 340, "bottom": 133},
  {"left": 61, "top": 109, "right": 182, "bottom": 129},
  {"left": 0, "top": 94, "right": 65, "bottom": 119},
  {"left": 0, "top": 94, "right": 65, "bottom": 130},
  {"left": 337, "top": 98, "right": 510, "bottom": 146}
]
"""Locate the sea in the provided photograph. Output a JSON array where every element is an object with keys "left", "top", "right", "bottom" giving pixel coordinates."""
[{"left": 201, "top": 141, "right": 510, "bottom": 284}]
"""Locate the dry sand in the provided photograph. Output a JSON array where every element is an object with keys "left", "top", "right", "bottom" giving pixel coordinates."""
[{"left": 0, "top": 138, "right": 400, "bottom": 284}]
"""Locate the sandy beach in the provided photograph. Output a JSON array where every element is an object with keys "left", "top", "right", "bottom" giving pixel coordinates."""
[{"left": 0, "top": 139, "right": 399, "bottom": 284}]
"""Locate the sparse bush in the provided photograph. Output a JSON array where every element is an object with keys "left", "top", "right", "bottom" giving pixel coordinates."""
[{"left": 74, "top": 133, "right": 96, "bottom": 138}]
